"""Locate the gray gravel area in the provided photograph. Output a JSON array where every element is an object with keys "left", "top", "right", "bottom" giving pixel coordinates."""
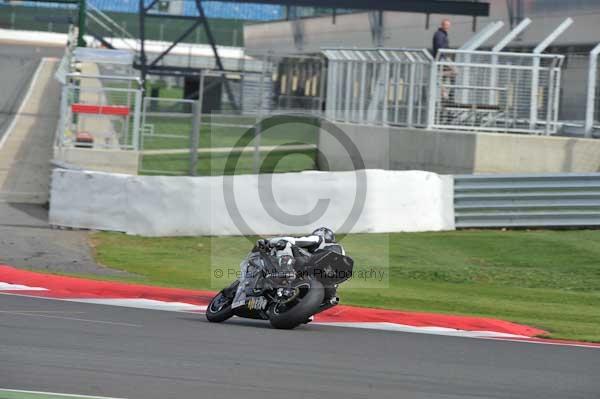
[{"left": 0, "top": 202, "right": 129, "bottom": 276}]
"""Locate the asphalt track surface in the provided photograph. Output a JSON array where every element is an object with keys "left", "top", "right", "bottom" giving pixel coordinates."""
[
  {"left": 0, "top": 43, "right": 63, "bottom": 141},
  {"left": 1, "top": 294, "right": 599, "bottom": 399}
]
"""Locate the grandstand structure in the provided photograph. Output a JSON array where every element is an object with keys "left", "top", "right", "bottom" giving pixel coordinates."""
[{"left": 2, "top": 0, "right": 285, "bottom": 21}]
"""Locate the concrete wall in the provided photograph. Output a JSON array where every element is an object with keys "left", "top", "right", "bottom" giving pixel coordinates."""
[
  {"left": 319, "top": 123, "right": 600, "bottom": 174},
  {"left": 53, "top": 147, "right": 140, "bottom": 175},
  {"left": 49, "top": 168, "right": 455, "bottom": 236}
]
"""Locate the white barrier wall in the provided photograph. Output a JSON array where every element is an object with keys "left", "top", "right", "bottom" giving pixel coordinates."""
[{"left": 49, "top": 169, "right": 455, "bottom": 236}]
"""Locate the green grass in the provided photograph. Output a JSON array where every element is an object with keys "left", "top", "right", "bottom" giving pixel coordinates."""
[
  {"left": 141, "top": 148, "right": 317, "bottom": 175},
  {"left": 87, "top": 230, "right": 600, "bottom": 342},
  {"left": 154, "top": 86, "right": 185, "bottom": 99},
  {"left": 139, "top": 117, "right": 319, "bottom": 175},
  {"left": 142, "top": 117, "right": 318, "bottom": 150}
]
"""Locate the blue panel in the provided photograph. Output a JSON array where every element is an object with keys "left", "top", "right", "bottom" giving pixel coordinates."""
[{"left": 10, "top": 0, "right": 285, "bottom": 21}]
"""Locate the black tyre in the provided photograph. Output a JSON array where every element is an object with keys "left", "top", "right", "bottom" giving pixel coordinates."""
[
  {"left": 324, "top": 286, "right": 337, "bottom": 301},
  {"left": 206, "top": 291, "right": 234, "bottom": 323},
  {"left": 268, "top": 279, "right": 324, "bottom": 330}
]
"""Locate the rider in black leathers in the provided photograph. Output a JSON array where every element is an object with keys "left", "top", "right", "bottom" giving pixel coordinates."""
[{"left": 255, "top": 227, "right": 343, "bottom": 260}]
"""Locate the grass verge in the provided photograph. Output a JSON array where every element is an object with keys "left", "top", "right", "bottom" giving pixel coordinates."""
[
  {"left": 139, "top": 116, "right": 319, "bottom": 175},
  {"left": 87, "top": 230, "right": 600, "bottom": 342},
  {"left": 140, "top": 148, "right": 317, "bottom": 175}
]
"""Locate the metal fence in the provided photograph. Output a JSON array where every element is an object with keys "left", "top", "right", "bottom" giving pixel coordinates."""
[
  {"left": 56, "top": 76, "right": 142, "bottom": 150},
  {"left": 138, "top": 84, "right": 319, "bottom": 176},
  {"left": 322, "top": 48, "right": 432, "bottom": 127},
  {"left": 430, "top": 49, "right": 564, "bottom": 135},
  {"left": 454, "top": 173, "right": 600, "bottom": 228},
  {"left": 139, "top": 97, "right": 198, "bottom": 175}
]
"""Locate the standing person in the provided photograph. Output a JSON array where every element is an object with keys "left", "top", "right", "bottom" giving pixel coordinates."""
[
  {"left": 432, "top": 19, "right": 451, "bottom": 58},
  {"left": 432, "top": 19, "right": 456, "bottom": 104}
]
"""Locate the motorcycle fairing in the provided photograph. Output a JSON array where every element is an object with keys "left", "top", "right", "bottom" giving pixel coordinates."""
[{"left": 231, "top": 253, "right": 268, "bottom": 309}]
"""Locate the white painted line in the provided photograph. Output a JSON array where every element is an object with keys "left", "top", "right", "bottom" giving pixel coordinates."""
[
  {"left": 0, "top": 311, "right": 85, "bottom": 314},
  {"left": 0, "top": 292, "right": 207, "bottom": 314},
  {"left": 0, "top": 282, "right": 48, "bottom": 291},
  {"left": 314, "top": 322, "right": 527, "bottom": 339},
  {"left": 73, "top": 298, "right": 207, "bottom": 312},
  {"left": 2, "top": 310, "right": 142, "bottom": 327},
  {"left": 141, "top": 143, "right": 317, "bottom": 156},
  {"left": 482, "top": 337, "right": 600, "bottom": 350},
  {"left": 0, "top": 58, "right": 47, "bottom": 152},
  {"left": 0, "top": 388, "right": 127, "bottom": 399}
]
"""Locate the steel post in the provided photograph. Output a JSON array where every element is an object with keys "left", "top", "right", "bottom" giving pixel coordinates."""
[
  {"left": 426, "top": 58, "right": 438, "bottom": 129},
  {"left": 585, "top": 44, "right": 600, "bottom": 137},
  {"left": 77, "top": 0, "right": 86, "bottom": 47},
  {"left": 132, "top": 89, "right": 142, "bottom": 151},
  {"left": 189, "top": 100, "right": 201, "bottom": 176},
  {"left": 530, "top": 18, "right": 573, "bottom": 131}
]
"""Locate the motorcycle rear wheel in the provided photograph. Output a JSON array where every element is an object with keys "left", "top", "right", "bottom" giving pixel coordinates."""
[{"left": 268, "top": 279, "right": 324, "bottom": 330}]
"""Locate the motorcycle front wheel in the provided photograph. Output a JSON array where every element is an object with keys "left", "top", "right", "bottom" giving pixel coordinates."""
[
  {"left": 268, "top": 279, "right": 324, "bottom": 330},
  {"left": 206, "top": 291, "right": 234, "bottom": 323}
]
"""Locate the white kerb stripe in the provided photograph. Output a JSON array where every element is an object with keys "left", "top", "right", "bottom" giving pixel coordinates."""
[
  {"left": 0, "top": 388, "right": 127, "bottom": 399},
  {"left": 0, "top": 282, "right": 48, "bottom": 291},
  {"left": 314, "top": 322, "right": 528, "bottom": 339}
]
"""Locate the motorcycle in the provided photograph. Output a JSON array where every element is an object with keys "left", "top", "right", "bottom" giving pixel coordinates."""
[{"left": 206, "top": 241, "right": 354, "bottom": 329}]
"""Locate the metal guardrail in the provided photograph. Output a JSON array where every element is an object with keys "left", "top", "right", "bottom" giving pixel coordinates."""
[{"left": 454, "top": 174, "right": 600, "bottom": 228}]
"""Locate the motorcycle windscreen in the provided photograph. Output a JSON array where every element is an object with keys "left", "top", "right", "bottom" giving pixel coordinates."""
[{"left": 231, "top": 254, "right": 265, "bottom": 309}]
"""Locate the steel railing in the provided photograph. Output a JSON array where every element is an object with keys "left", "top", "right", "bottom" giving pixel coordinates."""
[
  {"left": 454, "top": 173, "right": 600, "bottom": 228},
  {"left": 430, "top": 49, "right": 564, "bottom": 135}
]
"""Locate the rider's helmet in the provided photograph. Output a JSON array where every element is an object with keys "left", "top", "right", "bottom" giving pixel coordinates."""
[{"left": 312, "top": 227, "right": 336, "bottom": 244}]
